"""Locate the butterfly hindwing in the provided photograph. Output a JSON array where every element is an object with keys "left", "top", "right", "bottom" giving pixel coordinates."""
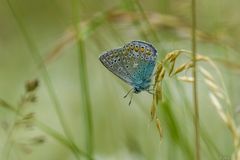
[{"left": 122, "top": 41, "right": 158, "bottom": 86}]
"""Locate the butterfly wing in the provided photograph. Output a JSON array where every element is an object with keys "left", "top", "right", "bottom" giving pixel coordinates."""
[
  {"left": 99, "top": 48, "right": 133, "bottom": 84},
  {"left": 121, "top": 41, "right": 158, "bottom": 87}
]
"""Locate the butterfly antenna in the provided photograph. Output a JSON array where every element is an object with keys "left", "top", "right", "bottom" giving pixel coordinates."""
[{"left": 123, "top": 88, "right": 134, "bottom": 98}]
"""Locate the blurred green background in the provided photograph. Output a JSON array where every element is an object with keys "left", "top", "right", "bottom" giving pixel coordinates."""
[{"left": 0, "top": 0, "right": 240, "bottom": 160}]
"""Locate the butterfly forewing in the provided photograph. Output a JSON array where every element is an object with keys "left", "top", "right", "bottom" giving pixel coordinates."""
[{"left": 99, "top": 48, "right": 133, "bottom": 84}]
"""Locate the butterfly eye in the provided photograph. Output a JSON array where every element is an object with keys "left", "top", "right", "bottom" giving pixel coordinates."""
[
  {"left": 140, "top": 46, "right": 145, "bottom": 52},
  {"left": 134, "top": 45, "right": 139, "bottom": 52}
]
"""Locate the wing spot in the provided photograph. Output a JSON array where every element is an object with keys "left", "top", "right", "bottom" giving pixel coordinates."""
[
  {"left": 134, "top": 45, "right": 139, "bottom": 52},
  {"left": 130, "top": 44, "right": 134, "bottom": 50},
  {"left": 146, "top": 48, "right": 151, "bottom": 55}
]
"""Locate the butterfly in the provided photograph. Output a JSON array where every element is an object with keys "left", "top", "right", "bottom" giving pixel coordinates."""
[{"left": 99, "top": 40, "right": 158, "bottom": 105}]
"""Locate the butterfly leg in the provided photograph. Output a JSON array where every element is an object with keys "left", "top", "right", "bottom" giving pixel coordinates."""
[
  {"left": 128, "top": 93, "right": 134, "bottom": 106},
  {"left": 123, "top": 88, "right": 134, "bottom": 98},
  {"left": 123, "top": 88, "right": 134, "bottom": 106},
  {"left": 146, "top": 85, "right": 155, "bottom": 95},
  {"left": 147, "top": 90, "right": 154, "bottom": 95}
]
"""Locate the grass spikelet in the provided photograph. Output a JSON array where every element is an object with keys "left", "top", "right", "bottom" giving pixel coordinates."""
[
  {"left": 155, "top": 63, "right": 163, "bottom": 82},
  {"left": 172, "top": 61, "right": 193, "bottom": 76},
  {"left": 163, "top": 50, "right": 181, "bottom": 62},
  {"left": 150, "top": 95, "right": 157, "bottom": 120},
  {"left": 169, "top": 60, "right": 176, "bottom": 76},
  {"left": 152, "top": 48, "right": 240, "bottom": 159},
  {"left": 155, "top": 84, "right": 162, "bottom": 103},
  {"left": 158, "top": 68, "right": 165, "bottom": 83},
  {"left": 199, "top": 67, "right": 214, "bottom": 82},
  {"left": 178, "top": 76, "right": 194, "bottom": 83},
  {"left": 155, "top": 118, "right": 163, "bottom": 140},
  {"left": 197, "top": 53, "right": 239, "bottom": 160},
  {"left": 204, "top": 79, "right": 221, "bottom": 93},
  {"left": 1, "top": 79, "right": 45, "bottom": 159},
  {"left": 209, "top": 93, "right": 227, "bottom": 123}
]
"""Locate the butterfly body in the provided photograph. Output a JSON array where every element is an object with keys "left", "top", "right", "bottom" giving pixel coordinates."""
[{"left": 99, "top": 40, "right": 158, "bottom": 94}]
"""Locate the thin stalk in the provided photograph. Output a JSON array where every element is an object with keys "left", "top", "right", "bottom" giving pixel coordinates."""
[
  {"left": 134, "top": 0, "right": 160, "bottom": 42},
  {"left": 2, "top": 104, "right": 21, "bottom": 160},
  {"left": 122, "top": 0, "right": 149, "bottom": 40},
  {"left": 191, "top": 0, "right": 200, "bottom": 159},
  {"left": 72, "top": 0, "right": 93, "bottom": 158},
  {"left": 0, "top": 99, "right": 92, "bottom": 159},
  {"left": 6, "top": 0, "right": 79, "bottom": 158}
]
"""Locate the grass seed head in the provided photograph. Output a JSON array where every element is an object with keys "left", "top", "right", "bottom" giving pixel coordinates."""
[{"left": 25, "top": 79, "right": 39, "bottom": 92}]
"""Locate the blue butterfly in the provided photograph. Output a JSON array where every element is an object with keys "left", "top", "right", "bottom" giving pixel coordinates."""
[{"left": 99, "top": 40, "right": 158, "bottom": 104}]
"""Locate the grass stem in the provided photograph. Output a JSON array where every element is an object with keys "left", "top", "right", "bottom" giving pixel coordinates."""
[
  {"left": 191, "top": 0, "right": 200, "bottom": 159},
  {"left": 6, "top": 0, "right": 79, "bottom": 159},
  {"left": 71, "top": 0, "right": 94, "bottom": 158}
]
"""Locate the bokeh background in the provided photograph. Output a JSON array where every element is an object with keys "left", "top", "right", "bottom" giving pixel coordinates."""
[{"left": 0, "top": 0, "right": 240, "bottom": 160}]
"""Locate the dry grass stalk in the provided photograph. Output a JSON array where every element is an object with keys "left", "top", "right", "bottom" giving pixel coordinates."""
[
  {"left": 152, "top": 49, "right": 240, "bottom": 159},
  {"left": 156, "top": 118, "right": 163, "bottom": 140}
]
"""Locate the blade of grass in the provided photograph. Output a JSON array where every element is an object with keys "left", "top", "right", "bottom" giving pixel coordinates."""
[
  {"left": 121, "top": 0, "right": 149, "bottom": 40},
  {"left": 191, "top": 0, "right": 200, "bottom": 159},
  {"left": 175, "top": 82, "right": 221, "bottom": 159},
  {"left": 0, "top": 98, "right": 92, "bottom": 159},
  {"left": 5, "top": 0, "right": 80, "bottom": 159},
  {"left": 133, "top": 0, "right": 160, "bottom": 42},
  {"left": 71, "top": 0, "right": 94, "bottom": 158}
]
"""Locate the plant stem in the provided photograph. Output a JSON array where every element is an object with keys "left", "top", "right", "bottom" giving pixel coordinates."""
[
  {"left": 0, "top": 99, "right": 92, "bottom": 159},
  {"left": 72, "top": 0, "right": 94, "bottom": 158},
  {"left": 134, "top": 0, "right": 160, "bottom": 42},
  {"left": 6, "top": 0, "right": 79, "bottom": 158},
  {"left": 191, "top": 0, "right": 200, "bottom": 159}
]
